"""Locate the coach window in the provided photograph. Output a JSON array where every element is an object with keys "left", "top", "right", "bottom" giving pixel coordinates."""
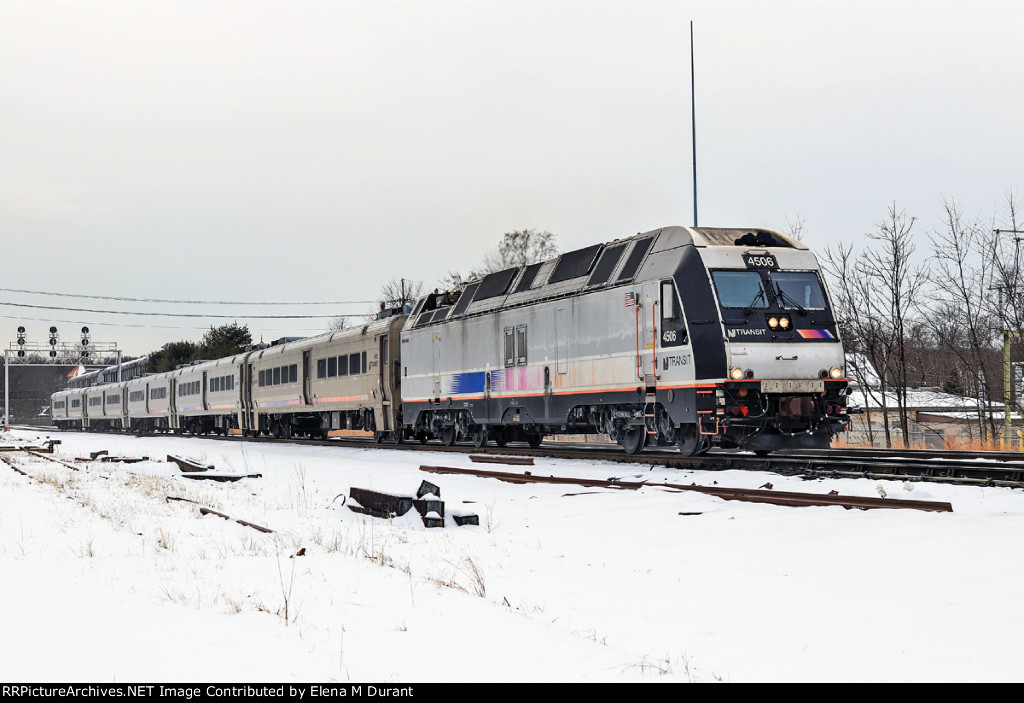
[
  {"left": 273, "top": 367, "right": 281, "bottom": 385},
  {"left": 349, "top": 352, "right": 361, "bottom": 375},
  {"left": 289, "top": 364, "right": 298, "bottom": 383},
  {"left": 338, "top": 354, "right": 349, "bottom": 376},
  {"left": 317, "top": 359, "right": 326, "bottom": 379},
  {"left": 328, "top": 356, "right": 338, "bottom": 377},
  {"left": 258, "top": 370, "right": 265, "bottom": 387}
]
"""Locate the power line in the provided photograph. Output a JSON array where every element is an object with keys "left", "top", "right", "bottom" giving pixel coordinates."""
[
  {"left": 0, "top": 301, "right": 366, "bottom": 319},
  {"left": 0, "top": 286, "right": 376, "bottom": 306},
  {"left": 0, "top": 313, "right": 330, "bottom": 333}
]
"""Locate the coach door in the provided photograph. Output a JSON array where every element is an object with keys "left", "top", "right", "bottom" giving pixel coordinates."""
[
  {"left": 302, "top": 351, "right": 312, "bottom": 405},
  {"left": 169, "top": 378, "right": 178, "bottom": 430}
]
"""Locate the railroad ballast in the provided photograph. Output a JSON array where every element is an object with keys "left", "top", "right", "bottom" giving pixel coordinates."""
[{"left": 51, "top": 225, "right": 851, "bottom": 455}]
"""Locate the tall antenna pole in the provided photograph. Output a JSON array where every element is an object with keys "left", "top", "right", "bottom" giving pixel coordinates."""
[{"left": 690, "top": 20, "right": 698, "bottom": 227}]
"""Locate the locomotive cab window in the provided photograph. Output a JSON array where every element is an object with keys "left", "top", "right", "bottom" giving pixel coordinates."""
[
  {"left": 660, "top": 280, "right": 688, "bottom": 348},
  {"left": 711, "top": 271, "right": 770, "bottom": 309},
  {"left": 770, "top": 272, "right": 828, "bottom": 310}
]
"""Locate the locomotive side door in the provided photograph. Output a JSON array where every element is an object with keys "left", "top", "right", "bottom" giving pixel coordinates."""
[
  {"left": 634, "top": 286, "right": 657, "bottom": 388},
  {"left": 432, "top": 333, "right": 442, "bottom": 398}
]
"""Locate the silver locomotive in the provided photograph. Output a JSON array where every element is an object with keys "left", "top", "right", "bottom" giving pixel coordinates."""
[{"left": 399, "top": 226, "right": 849, "bottom": 454}]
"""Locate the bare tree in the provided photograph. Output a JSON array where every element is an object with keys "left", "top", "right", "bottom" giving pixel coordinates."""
[
  {"left": 857, "top": 204, "right": 928, "bottom": 446},
  {"left": 327, "top": 315, "right": 349, "bottom": 332},
  {"left": 467, "top": 229, "right": 559, "bottom": 280},
  {"left": 783, "top": 212, "right": 807, "bottom": 241},
  {"left": 378, "top": 278, "right": 424, "bottom": 309},
  {"left": 927, "top": 197, "right": 1003, "bottom": 441},
  {"left": 823, "top": 205, "right": 927, "bottom": 447}
]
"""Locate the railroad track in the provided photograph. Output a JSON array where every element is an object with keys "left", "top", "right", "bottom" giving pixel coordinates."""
[{"left": 16, "top": 425, "right": 1024, "bottom": 489}]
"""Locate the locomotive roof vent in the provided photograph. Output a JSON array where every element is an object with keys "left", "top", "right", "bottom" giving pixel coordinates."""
[
  {"left": 688, "top": 227, "right": 799, "bottom": 249},
  {"left": 734, "top": 231, "right": 776, "bottom": 247}
]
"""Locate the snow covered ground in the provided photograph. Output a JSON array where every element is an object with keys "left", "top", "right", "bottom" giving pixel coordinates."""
[{"left": 1, "top": 428, "right": 1023, "bottom": 683}]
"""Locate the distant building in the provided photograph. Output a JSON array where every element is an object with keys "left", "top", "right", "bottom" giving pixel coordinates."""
[{"left": 844, "top": 355, "right": 1023, "bottom": 449}]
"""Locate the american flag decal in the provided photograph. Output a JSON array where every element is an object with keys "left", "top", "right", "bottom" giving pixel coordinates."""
[{"left": 625, "top": 292, "right": 636, "bottom": 307}]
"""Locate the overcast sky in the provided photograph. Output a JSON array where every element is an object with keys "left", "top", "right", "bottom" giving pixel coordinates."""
[{"left": 2, "top": 0, "right": 1022, "bottom": 357}]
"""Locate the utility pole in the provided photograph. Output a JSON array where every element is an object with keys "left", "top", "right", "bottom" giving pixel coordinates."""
[
  {"left": 999, "top": 328, "right": 1021, "bottom": 450},
  {"left": 690, "top": 20, "right": 698, "bottom": 227},
  {"left": 994, "top": 229, "right": 1024, "bottom": 450}
]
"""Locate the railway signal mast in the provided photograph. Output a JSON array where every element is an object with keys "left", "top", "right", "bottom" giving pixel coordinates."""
[{"left": 3, "top": 325, "right": 121, "bottom": 430}]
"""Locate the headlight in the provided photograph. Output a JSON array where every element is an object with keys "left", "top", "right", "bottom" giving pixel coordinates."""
[
  {"left": 779, "top": 316, "right": 790, "bottom": 329},
  {"left": 768, "top": 317, "right": 779, "bottom": 328},
  {"left": 730, "top": 367, "right": 744, "bottom": 380},
  {"left": 830, "top": 366, "right": 843, "bottom": 379}
]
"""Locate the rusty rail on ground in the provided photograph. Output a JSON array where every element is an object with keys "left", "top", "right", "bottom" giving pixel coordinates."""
[
  {"left": 419, "top": 465, "right": 954, "bottom": 513},
  {"left": 166, "top": 496, "right": 275, "bottom": 533}
]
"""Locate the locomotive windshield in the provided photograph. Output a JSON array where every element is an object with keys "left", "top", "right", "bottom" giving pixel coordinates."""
[
  {"left": 771, "top": 272, "right": 827, "bottom": 310},
  {"left": 711, "top": 271, "right": 770, "bottom": 308}
]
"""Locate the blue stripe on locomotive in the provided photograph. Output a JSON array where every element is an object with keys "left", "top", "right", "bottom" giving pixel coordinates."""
[{"left": 443, "top": 371, "right": 487, "bottom": 395}]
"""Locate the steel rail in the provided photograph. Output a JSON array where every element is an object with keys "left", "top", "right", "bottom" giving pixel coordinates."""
[
  {"left": 18, "top": 426, "right": 1024, "bottom": 488},
  {"left": 418, "top": 465, "right": 954, "bottom": 512}
]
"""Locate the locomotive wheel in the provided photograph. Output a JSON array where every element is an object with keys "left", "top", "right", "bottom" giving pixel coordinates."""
[
  {"left": 391, "top": 429, "right": 405, "bottom": 444},
  {"left": 373, "top": 431, "right": 384, "bottom": 444},
  {"left": 440, "top": 425, "right": 457, "bottom": 446},
  {"left": 492, "top": 429, "right": 507, "bottom": 447},
  {"left": 676, "top": 425, "right": 702, "bottom": 457},
  {"left": 621, "top": 426, "right": 646, "bottom": 454},
  {"left": 527, "top": 431, "right": 543, "bottom": 449},
  {"left": 471, "top": 426, "right": 488, "bottom": 449}
]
